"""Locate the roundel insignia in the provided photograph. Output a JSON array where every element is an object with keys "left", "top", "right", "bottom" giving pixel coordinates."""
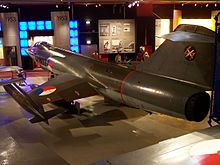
[
  {"left": 189, "top": 139, "right": 220, "bottom": 164},
  {"left": 184, "top": 45, "right": 196, "bottom": 61},
  {"left": 38, "top": 86, "right": 57, "bottom": 96}
]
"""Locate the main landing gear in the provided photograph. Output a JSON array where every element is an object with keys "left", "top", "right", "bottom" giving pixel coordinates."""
[
  {"left": 69, "top": 101, "right": 81, "bottom": 114},
  {"left": 53, "top": 100, "right": 81, "bottom": 114}
]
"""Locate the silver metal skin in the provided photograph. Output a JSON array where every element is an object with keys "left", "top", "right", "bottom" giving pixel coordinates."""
[{"left": 1, "top": 24, "right": 215, "bottom": 123}]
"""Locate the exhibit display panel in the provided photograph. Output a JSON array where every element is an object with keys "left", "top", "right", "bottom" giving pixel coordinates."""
[
  {"left": 19, "top": 20, "right": 53, "bottom": 56},
  {"left": 69, "top": 20, "right": 79, "bottom": 53},
  {"left": 19, "top": 20, "right": 79, "bottom": 56},
  {"left": 155, "top": 19, "right": 170, "bottom": 50},
  {"left": 99, "top": 19, "right": 135, "bottom": 54},
  {"left": 180, "top": 19, "right": 212, "bottom": 30},
  {"left": 28, "top": 36, "right": 53, "bottom": 47}
]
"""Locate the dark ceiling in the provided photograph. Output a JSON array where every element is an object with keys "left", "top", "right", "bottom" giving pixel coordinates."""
[{"left": 1, "top": 0, "right": 220, "bottom": 5}]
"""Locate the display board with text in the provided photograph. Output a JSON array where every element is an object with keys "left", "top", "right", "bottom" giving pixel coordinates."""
[{"left": 99, "top": 19, "right": 135, "bottom": 54}]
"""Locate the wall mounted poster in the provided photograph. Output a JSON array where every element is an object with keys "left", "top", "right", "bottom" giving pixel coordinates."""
[
  {"left": 99, "top": 19, "right": 135, "bottom": 54},
  {"left": 100, "top": 24, "right": 110, "bottom": 36}
]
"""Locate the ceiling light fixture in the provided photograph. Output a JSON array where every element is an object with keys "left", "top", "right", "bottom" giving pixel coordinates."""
[
  {"left": 0, "top": 4, "right": 9, "bottom": 9},
  {"left": 85, "top": 19, "right": 91, "bottom": 25},
  {"left": 86, "top": 40, "right": 91, "bottom": 44},
  {"left": 128, "top": 1, "right": 140, "bottom": 8}
]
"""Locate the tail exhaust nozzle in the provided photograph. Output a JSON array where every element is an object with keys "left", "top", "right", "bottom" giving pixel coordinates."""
[{"left": 185, "top": 92, "right": 210, "bottom": 122}]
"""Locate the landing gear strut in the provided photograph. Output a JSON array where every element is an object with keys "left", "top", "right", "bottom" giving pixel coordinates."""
[
  {"left": 70, "top": 101, "right": 81, "bottom": 114},
  {"left": 53, "top": 100, "right": 81, "bottom": 114}
]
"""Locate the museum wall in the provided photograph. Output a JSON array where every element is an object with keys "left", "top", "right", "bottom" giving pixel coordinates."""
[
  {"left": 73, "top": 4, "right": 136, "bottom": 58},
  {"left": 0, "top": 3, "right": 218, "bottom": 66}
]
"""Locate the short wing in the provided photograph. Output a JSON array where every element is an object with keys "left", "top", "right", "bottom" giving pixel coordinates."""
[{"left": 28, "top": 74, "right": 98, "bottom": 104}]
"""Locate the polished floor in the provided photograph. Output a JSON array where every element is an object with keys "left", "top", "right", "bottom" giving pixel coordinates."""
[
  {"left": 93, "top": 125, "right": 220, "bottom": 165},
  {"left": 0, "top": 76, "right": 212, "bottom": 165}
]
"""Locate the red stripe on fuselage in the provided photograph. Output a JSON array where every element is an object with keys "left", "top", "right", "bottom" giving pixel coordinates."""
[
  {"left": 48, "top": 58, "right": 53, "bottom": 67},
  {"left": 120, "top": 71, "right": 135, "bottom": 104}
]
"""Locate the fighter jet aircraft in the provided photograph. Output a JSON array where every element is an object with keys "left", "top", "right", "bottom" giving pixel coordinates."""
[{"left": 0, "top": 24, "right": 215, "bottom": 123}]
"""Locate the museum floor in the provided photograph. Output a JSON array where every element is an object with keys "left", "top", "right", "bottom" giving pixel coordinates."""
[{"left": 0, "top": 72, "right": 212, "bottom": 165}]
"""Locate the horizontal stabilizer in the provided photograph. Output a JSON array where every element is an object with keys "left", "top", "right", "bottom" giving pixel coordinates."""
[
  {"left": 158, "top": 31, "right": 214, "bottom": 43},
  {"left": 0, "top": 65, "right": 23, "bottom": 72},
  {"left": 3, "top": 83, "right": 46, "bottom": 122},
  {"left": 29, "top": 108, "right": 64, "bottom": 123},
  {"left": 0, "top": 77, "right": 25, "bottom": 86}
]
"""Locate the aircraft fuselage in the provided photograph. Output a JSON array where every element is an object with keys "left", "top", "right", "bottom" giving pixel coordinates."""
[{"left": 26, "top": 42, "right": 210, "bottom": 122}]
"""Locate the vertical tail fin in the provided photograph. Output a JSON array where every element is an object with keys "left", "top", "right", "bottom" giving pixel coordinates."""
[{"left": 137, "top": 24, "right": 215, "bottom": 89}]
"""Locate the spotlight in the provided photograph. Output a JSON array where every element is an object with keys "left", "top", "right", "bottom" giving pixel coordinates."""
[
  {"left": 68, "top": 6, "right": 70, "bottom": 9},
  {"left": 215, "top": 3, "right": 217, "bottom": 7},
  {"left": 181, "top": 3, "right": 184, "bottom": 6},
  {"left": 85, "top": 3, "right": 88, "bottom": 7},
  {"left": 194, "top": 4, "right": 197, "bottom": 7},
  {"left": 128, "top": 1, "right": 141, "bottom": 8},
  {"left": 99, "top": 4, "right": 101, "bottom": 7},
  {"left": 85, "top": 20, "right": 91, "bottom": 25},
  {"left": 56, "top": 5, "right": 58, "bottom": 8},
  {"left": 86, "top": 40, "right": 91, "bottom": 44},
  {"left": 2, "top": 5, "right": 8, "bottom": 9},
  {"left": 206, "top": 4, "right": 209, "bottom": 7},
  {"left": 95, "top": 4, "right": 98, "bottom": 7}
]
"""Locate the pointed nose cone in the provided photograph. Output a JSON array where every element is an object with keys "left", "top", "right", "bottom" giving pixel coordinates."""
[{"left": 25, "top": 47, "right": 36, "bottom": 58}]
